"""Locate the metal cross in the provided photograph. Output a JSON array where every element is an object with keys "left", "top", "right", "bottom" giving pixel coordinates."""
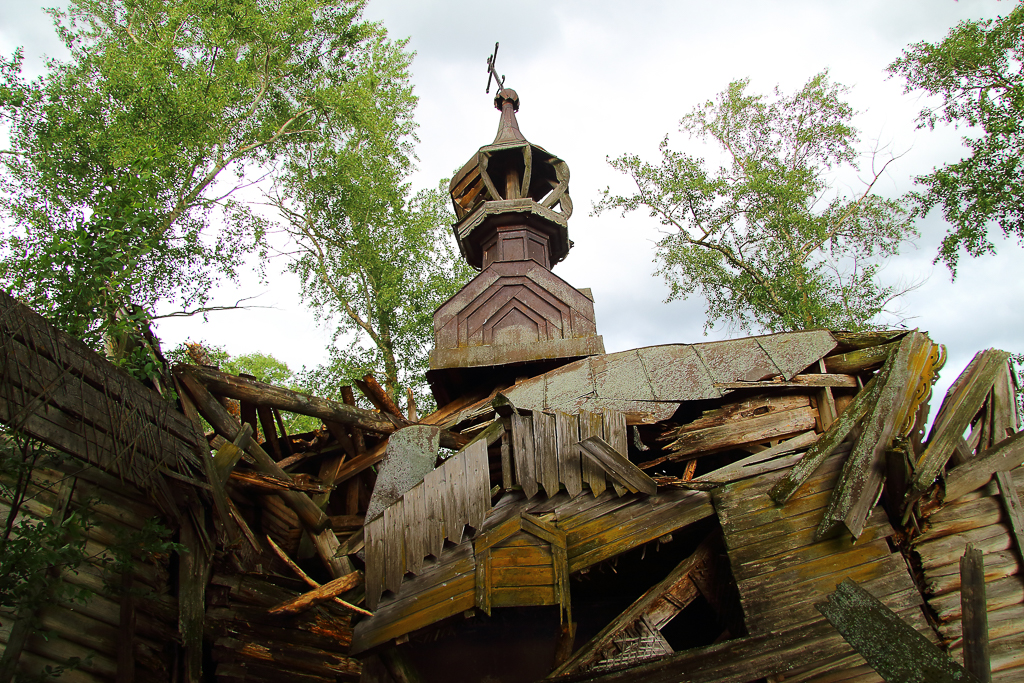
[{"left": 485, "top": 42, "right": 505, "bottom": 94}]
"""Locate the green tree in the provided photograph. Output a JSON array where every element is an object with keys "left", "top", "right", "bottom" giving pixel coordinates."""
[
  {"left": 594, "top": 72, "right": 918, "bottom": 333},
  {"left": 888, "top": 2, "right": 1024, "bottom": 276},
  {"left": 270, "top": 53, "right": 474, "bottom": 411},
  {"left": 0, "top": 0, "right": 402, "bottom": 378}
]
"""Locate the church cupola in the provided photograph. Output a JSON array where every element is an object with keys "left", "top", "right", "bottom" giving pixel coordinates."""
[{"left": 427, "top": 61, "right": 605, "bottom": 406}]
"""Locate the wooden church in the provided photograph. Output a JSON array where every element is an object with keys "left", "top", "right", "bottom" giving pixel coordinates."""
[{"left": 1, "top": 80, "right": 1023, "bottom": 683}]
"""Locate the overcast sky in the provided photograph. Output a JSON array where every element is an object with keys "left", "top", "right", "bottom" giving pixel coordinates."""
[{"left": 2, "top": 0, "right": 1021, "bottom": 409}]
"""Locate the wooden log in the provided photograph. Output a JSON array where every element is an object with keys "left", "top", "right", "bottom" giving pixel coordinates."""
[
  {"left": 180, "top": 364, "right": 402, "bottom": 435},
  {"left": 179, "top": 515, "right": 212, "bottom": 683},
  {"left": 944, "top": 430, "right": 1024, "bottom": 503},
  {"left": 816, "top": 578, "right": 976, "bottom": 683},
  {"left": 960, "top": 544, "right": 992, "bottom": 683},
  {"left": 265, "top": 537, "right": 370, "bottom": 616},
  {"left": 665, "top": 394, "right": 810, "bottom": 438},
  {"left": 177, "top": 371, "right": 329, "bottom": 533},
  {"left": 687, "top": 431, "right": 818, "bottom": 489},
  {"left": 355, "top": 373, "right": 407, "bottom": 421}
]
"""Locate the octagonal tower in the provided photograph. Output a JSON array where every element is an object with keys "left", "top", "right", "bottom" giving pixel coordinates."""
[{"left": 428, "top": 89, "right": 605, "bottom": 405}]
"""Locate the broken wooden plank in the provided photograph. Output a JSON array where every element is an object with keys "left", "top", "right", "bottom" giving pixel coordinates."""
[
  {"left": 423, "top": 467, "right": 445, "bottom": 558},
  {"left": 268, "top": 572, "right": 363, "bottom": 616},
  {"left": 687, "top": 431, "right": 819, "bottom": 489},
  {"left": 994, "top": 470, "right": 1024, "bottom": 562},
  {"left": 960, "top": 544, "right": 991, "bottom": 683},
  {"left": 266, "top": 536, "right": 371, "bottom": 616},
  {"left": 579, "top": 410, "right": 607, "bottom": 496},
  {"left": 905, "top": 349, "right": 1011, "bottom": 514},
  {"left": 364, "top": 516, "right": 386, "bottom": 611},
  {"left": 512, "top": 411, "right": 538, "bottom": 498},
  {"left": 555, "top": 411, "right": 582, "bottom": 497},
  {"left": 534, "top": 411, "right": 559, "bottom": 498},
  {"left": 944, "top": 430, "right": 1024, "bottom": 503},
  {"left": 383, "top": 500, "right": 406, "bottom": 594},
  {"left": 816, "top": 578, "right": 977, "bottom": 683},
  {"left": 824, "top": 341, "right": 897, "bottom": 374},
  {"left": 714, "top": 373, "right": 858, "bottom": 389},
  {"left": 769, "top": 376, "right": 880, "bottom": 505},
  {"left": 818, "top": 331, "right": 933, "bottom": 539},
  {"left": 355, "top": 373, "right": 407, "bottom": 421},
  {"left": 647, "top": 405, "right": 818, "bottom": 467},
  {"left": 577, "top": 436, "right": 657, "bottom": 495}
]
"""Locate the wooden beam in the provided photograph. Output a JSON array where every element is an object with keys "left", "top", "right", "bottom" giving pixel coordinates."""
[
  {"left": 995, "top": 470, "right": 1024, "bottom": 563},
  {"left": 355, "top": 374, "right": 407, "bottom": 422},
  {"left": 714, "top": 373, "right": 859, "bottom": 389},
  {"left": 960, "top": 544, "right": 991, "bottom": 683},
  {"left": 816, "top": 578, "right": 978, "bottom": 683},
  {"left": 943, "top": 430, "right": 1024, "bottom": 503},
  {"left": 268, "top": 571, "right": 364, "bottom": 615},
  {"left": 577, "top": 436, "right": 657, "bottom": 495}
]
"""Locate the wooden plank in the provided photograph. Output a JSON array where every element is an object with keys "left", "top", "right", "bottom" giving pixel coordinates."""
[
  {"left": 714, "top": 373, "right": 859, "bottom": 389},
  {"left": 647, "top": 406, "right": 818, "bottom": 466},
  {"left": 960, "top": 544, "right": 992, "bottom": 683},
  {"left": 688, "top": 431, "right": 818, "bottom": 488},
  {"left": 383, "top": 499, "right": 406, "bottom": 594},
  {"left": 769, "top": 377, "right": 880, "bottom": 504},
  {"left": 568, "top": 491, "right": 714, "bottom": 573},
  {"left": 403, "top": 484, "right": 426, "bottom": 575},
  {"left": 475, "top": 546, "right": 492, "bottom": 616},
  {"left": 491, "top": 544, "right": 553, "bottom": 567},
  {"left": 512, "top": 411, "right": 538, "bottom": 498},
  {"left": 268, "top": 572, "right": 362, "bottom": 615},
  {"left": 465, "top": 438, "right": 490, "bottom": 529},
  {"left": 491, "top": 565, "right": 555, "bottom": 587},
  {"left": 579, "top": 410, "right": 606, "bottom": 496},
  {"left": 352, "top": 577, "right": 475, "bottom": 654},
  {"left": 556, "top": 411, "right": 582, "bottom": 497},
  {"left": 577, "top": 436, "right": 657, "bottom": 495},
  {"left": 995, "top": 471, "right": 1024, "bottom": 562},
  {"left": 603, "top": 410, "right": 628, "bottom": 461},
  {"left": 364, "top": 516, "right": 385, "bottom": 610},
  {"left": 449, "top": 453, "right": 468, "bottom": 544},
  {"left": 906, "top": 349, "right": 1011, "bottom": 512},
  {"left": 490, "top": 585, "right": 558, "bottom": 608},
  {"left": 500, "top": 427, "right": 513, "bottom": 491},
  {"left": 534, "top": 411, "right": 559, "bottom": 498},
  {"left": 914, "top": 524, "right": 1015, "bottom": 573},
  {"left": 944, "top": 430, "right": 1024, "bottom": 503},
  {"left": 824, "top": 342, "right": 897, "bottom": 374},
  {"left": 423, "top": 467, "right": 445, "bottom": 558},
  {"left": 819, "top": 332, "right": 930, "bottom": 538},
  {"left": 816, "top": 578, "right": 975, "bottom": 683}
]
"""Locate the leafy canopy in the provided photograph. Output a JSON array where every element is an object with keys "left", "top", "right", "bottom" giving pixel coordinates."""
[
  {"left": 595, "top": 72, "right": 917, "bottom": 333},
  {"left": 0, "top": 0, "right": 390, "bottom": 369},
  {"left": 888, "top": 2, "right": 1024, "bottom": 276}
]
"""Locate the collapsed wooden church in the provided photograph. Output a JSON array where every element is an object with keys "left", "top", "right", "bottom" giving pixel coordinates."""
[{"left": 2, "top": 86, "right": 1023, "bottom": 683}]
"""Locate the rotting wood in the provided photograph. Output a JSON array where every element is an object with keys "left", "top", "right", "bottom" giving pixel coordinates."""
[
  {"left": 354, "top": 374, "right": 407, "bottom": 422},
  {"left": 714, "top": 373, "right": 858, "bottom": 389},
  {"left": 535, "top": 411, "right": 559, "bottom": 498},
  {"left": 576, "top": 436, "right": 657, "bottom": 495},
  {"left": 552, "top": 536, "right": 713, "bottom": 677},
  {"left": 818, "top": 331, "right": 932, "bottom": 539},
  {"left": 960, "top": 544, "right": 991, "bottom": 683},
  {"left": 267, "top": 571, "right": 363, "bottom": 616},
  {"left": 824, "top": 341, "right": 897, "bottom": 374},
  {"left": 816, "top": 578, "right": 977, "bottom": 683},
  {"left": 905, "top": 349, "right": 1011, "bottom": 516},
  {"left": 266, "top": 536, "right": 371, "bottom": 616},
  {"left": 686, "top": 431, "right": 818, "bottom": 489},
  {"left": 512, "top": 411, "right": 538, "bottom": 498},
  {"left": 579, "top": 410, "right": 607, "bottom": 496},
  {"left": 770, "top": 377, "right": 880, "bottom": 505},
  {"left": 994, "top": 470, "right": 1024, "bottom": 562},
  {"left": 943, "top": 430, "right": 1024, "bottom": 503}
]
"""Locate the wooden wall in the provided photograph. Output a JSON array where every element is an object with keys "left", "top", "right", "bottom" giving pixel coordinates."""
[{"left": 0, "top": 455, "right": 178, "bottom": 682}]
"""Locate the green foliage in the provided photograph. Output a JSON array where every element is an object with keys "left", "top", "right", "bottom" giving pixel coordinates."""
[
  {"left": 0, "top": 0, "right": 395, "bottom": 377},
  {"left": 595, "top": 72, "right": 918, "bottom": 333},
  {"left": 270, "top": 28, "right": 474, "bottom": 412},
  {"left": 888, "top": 2, "right": 1024, "bottom": 276}
]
